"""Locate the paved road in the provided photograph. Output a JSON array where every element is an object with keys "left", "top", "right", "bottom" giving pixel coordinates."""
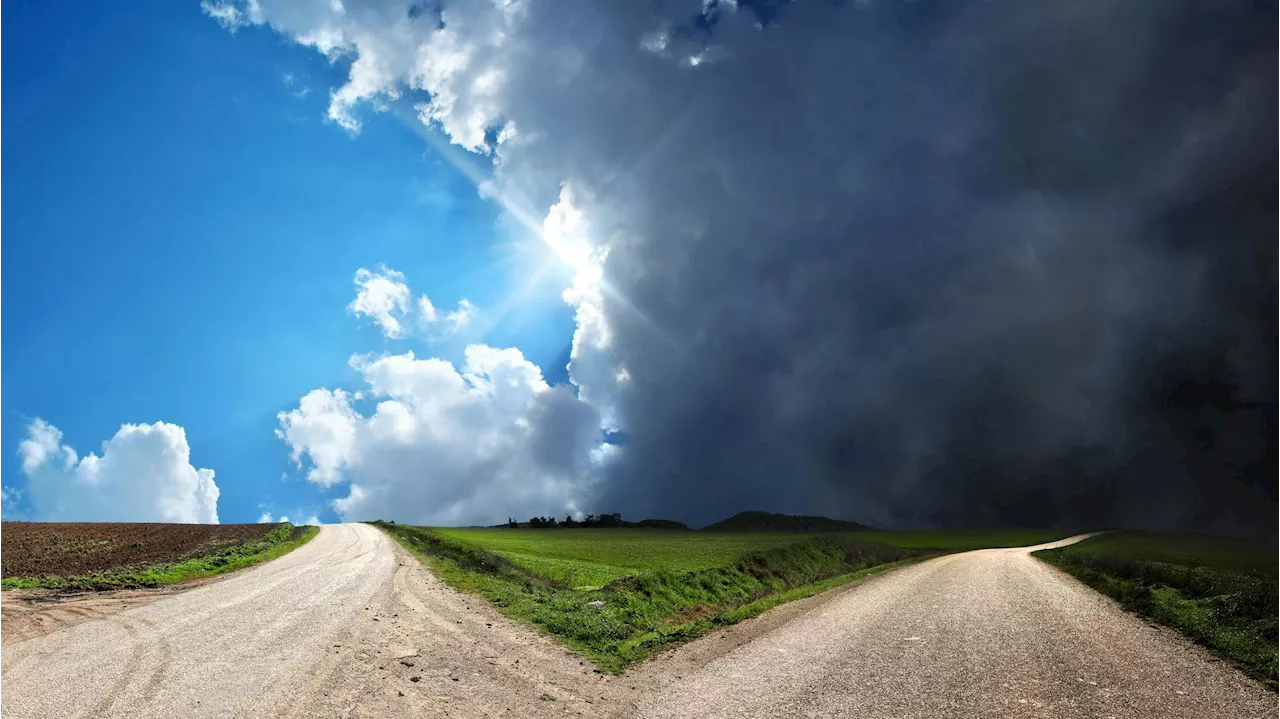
[
  {"left": 0, "top": 523, "right": 626, "bottom": 719},
  {"left": 635, "top": 535, "right": 1275, "bottom": 719}
]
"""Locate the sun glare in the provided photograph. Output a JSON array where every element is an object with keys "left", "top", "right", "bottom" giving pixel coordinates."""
[{"left": 540, "top": 186, "right": 596, "bottom": 277}]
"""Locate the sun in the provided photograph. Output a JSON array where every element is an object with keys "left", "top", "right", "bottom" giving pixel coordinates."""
[{"left": 540, "top": 186, "right": 596, "bottom": 277}]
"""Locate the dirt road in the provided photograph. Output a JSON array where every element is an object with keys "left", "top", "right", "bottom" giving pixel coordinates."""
[
  {"left": 0, "top": 523, "right": 634, "bottom": 718},
  {"left": 2, "top": 528, "right": 1272, "bottom": 718},
  {"left": 635, "top": 535, "right": 1275, "bottom": 719}
]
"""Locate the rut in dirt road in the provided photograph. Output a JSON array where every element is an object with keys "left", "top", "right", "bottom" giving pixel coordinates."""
[
  {"left": 0, "top": 524, "right": 635, "bottom": 719},
  {"left": 634, "top": 534, "right": 1275, "bottom": 719}
]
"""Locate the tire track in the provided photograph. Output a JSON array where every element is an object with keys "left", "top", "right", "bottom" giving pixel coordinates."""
[{"left": 85, "top": 616, "right": 145, "bottom": 719}]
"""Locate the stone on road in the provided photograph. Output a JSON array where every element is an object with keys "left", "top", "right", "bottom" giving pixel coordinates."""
[{"left": 634, "top": 535, "right": 1274, "bottom": 719}]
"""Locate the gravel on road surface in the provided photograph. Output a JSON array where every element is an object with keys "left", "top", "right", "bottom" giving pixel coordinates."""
[
  {"left": 633, "top": 534, "right": 1275, "bottom": 719},
  {"left": 0, "top": 523, "right": 638, "bottom": 718}
]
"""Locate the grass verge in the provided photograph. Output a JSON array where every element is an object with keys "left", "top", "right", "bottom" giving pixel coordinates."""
[
  {"left": 1, "top": 523, "right": 319, "bottom": 590},
  {"left": 1035, "top": 531, "right": 1277, "bottom": 688},
  {"left": 373, "top": 521, "right": 922, "bottom": 672}
]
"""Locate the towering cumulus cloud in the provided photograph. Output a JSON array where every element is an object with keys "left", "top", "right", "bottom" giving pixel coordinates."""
[
  {"left": 279, "top": 269, "right": 607, "bottom": 525},
  {"left": 212, "top": 1, "right": 1276, "bottom": 533},
  {"left": 18, "top": 419, "right": 220, "bottom": 523}
]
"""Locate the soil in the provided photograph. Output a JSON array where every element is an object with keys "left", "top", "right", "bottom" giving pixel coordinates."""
[
  {"left": 1, "top": 578, "right": 229, "bottom": 646},
  {"left": 1, "top": 522, "right": 279, "bottom": 578}
]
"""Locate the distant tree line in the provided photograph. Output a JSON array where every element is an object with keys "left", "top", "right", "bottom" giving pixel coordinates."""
[{"left": 507, "top": 512, "right": 624, "bottom": 529}]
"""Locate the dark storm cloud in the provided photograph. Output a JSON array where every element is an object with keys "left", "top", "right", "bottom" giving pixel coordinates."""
[{"left": 594, "top": 0, "right": 1276, "bottom": 533}]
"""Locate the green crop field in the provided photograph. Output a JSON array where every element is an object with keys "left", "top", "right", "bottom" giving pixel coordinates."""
[
  {"left": 433, "top": 528, "right": 830, "bottom": 589},
  {"left": 1035, "top": 532, "right": 1278, "bottom": 687},
  {"left": 379, "top": 522, "right": 1075, "bottom": 671},
  {"left": 433, "top": 527, "right": 1072, "bottom": 590}
]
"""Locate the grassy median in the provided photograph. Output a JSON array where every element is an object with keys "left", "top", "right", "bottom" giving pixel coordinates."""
[
  {"left": 1035, "top": 532, "right": 1277, "bottom": 688},
  {"left": 379, "top": 522, "right": 1080, "bottom": 669},
  {"left": 374, "top": 521, "right": 924, "bottom": 672}
]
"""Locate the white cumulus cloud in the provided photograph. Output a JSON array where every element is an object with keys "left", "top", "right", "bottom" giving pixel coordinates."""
[
  {"left": 545, "top": 186, "right": 623, "bottom": 429},
  {"left": 18, "top": 419, "right": 220, "bottom": 523},
  {"left": 350, "top": 266, "right": 476, "bottom": 340},
  {"left": 349, "top": 266, "right": 413, "bottom": 338},
  {"left": 441, "top": 298, "right": 474, "bottom": 333},
  {"left": 416, "top": 294, "right": 438, "bottom": 323},
  {"left": 199, "top": 0, "right": 262, "bottom": 32},
  {"left": 277, "top": 345, "right": 605, "bottom": 526}
]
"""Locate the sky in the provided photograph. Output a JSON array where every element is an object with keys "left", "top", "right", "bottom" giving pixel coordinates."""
[
  {"left": 2, "top": 0, "right": 1275, "bottom": 534},
  {"left": 1, "top": 0, "right": 576, "bottom": 525}
]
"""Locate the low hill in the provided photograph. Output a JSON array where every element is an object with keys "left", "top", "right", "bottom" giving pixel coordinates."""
[
  {"left": 701, "top": 511, "right": 872, "bottom": 532},
  {"left": 632, "top": 518, "right": 689, "bottom": 530},
  {"left": 490, "top": 517, "right": 688, "bottom": 529}
]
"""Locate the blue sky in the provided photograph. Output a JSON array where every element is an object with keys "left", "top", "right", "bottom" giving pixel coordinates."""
[{"left": 1, "top": 1, "right": 576, "bottom": 523}]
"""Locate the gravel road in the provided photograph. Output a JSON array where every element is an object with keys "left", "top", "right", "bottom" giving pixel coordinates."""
[
  {"left": 2, "top": 528, "right": 1272, "bottom": 718},
  {"left": 635, "top": 535, "right": 1275, "bottom": 719},
  {"left": 0, "top": 523, "right": 633, "bottom": 718}
]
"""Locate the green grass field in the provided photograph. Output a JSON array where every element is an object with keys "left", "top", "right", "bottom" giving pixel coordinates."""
[
  {"left": 381, "top": 523, "right": 1074, "bottom": 671},
  {"left": 433, "top": 527, "right": 1071, "bottom": 590},
  {"left": 1035, "top": 532, "right": 1277, "bottom": 687},
  {"left": 849, "top": 529, "right": 1072, "bottom": 550},
  {"left": 433, "top": 528, "right": 831, "bottom": 589},
  {"left": 1, "top": 523, "right": 319, "bottom": 590}
]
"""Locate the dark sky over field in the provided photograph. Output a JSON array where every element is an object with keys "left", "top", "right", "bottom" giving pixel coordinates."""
[{"left": 585, "top": 0, "right": 1278, "bottom": 534}]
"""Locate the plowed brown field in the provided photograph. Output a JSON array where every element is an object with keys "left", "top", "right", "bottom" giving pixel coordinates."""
[{"left": 1, "top": 522, "right": 279, "bottom": 578}]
